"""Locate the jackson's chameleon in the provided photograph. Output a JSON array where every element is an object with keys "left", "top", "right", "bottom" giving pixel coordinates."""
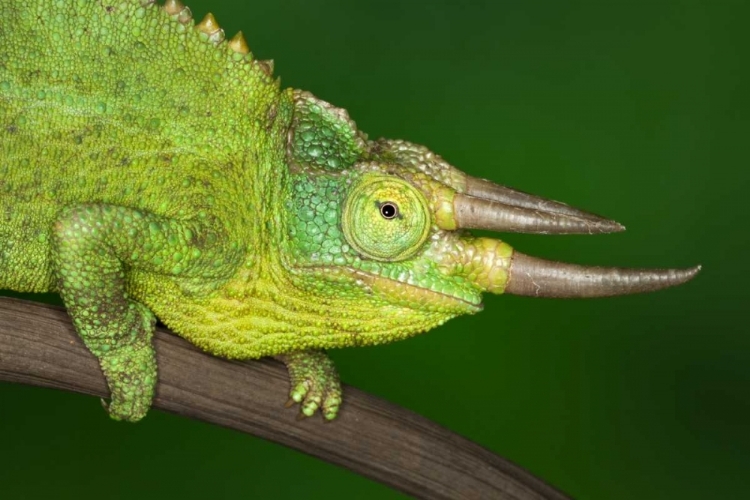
[{"left": 0, "top": 0, "right": 699, "bottom": 422}]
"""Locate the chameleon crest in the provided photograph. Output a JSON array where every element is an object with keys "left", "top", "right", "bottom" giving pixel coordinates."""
[{"left": 0, "top": 0, "right": 699, "bottom": 421}]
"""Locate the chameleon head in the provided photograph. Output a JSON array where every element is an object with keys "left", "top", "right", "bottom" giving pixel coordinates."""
[{"left": 282, "top": 91, "right": 700, "bottom": 344}]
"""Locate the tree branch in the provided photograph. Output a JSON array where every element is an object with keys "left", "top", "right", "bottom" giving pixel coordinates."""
[{"left": 0, "top": 297, "right": 569, "bottom": 500}]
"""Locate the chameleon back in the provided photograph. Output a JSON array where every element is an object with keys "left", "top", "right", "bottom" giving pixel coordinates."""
[{"left": 0, "top": 0, "right": 292, "bottom": 292}]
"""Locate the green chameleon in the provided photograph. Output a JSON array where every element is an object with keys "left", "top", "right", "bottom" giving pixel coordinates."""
[{"left": 0, "top": 0, "right": 699, "bottom": 422}]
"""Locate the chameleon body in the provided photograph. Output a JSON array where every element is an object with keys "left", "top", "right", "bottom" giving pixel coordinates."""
[{"left": 0, "top": 0, "right": 698, "bottom": 421}]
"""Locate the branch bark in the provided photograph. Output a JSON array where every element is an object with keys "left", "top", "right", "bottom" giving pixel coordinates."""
[{"left": 0, "top": 297, "right": 569, "bottom": 500}]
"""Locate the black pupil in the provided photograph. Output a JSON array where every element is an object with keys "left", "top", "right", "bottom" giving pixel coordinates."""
[{"left": 380, "top": 202, "right": 398, "bottom": 219}]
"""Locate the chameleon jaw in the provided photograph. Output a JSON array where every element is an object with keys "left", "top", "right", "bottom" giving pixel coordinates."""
[
  {"left": 300, "top": 265, "right": 483, "bottom": 313},
  {"left": 346, "top": 267, "right": 484, "bottom": 312}
]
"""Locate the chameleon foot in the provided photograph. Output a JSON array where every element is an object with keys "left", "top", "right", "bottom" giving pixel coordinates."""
[
  {"left": 278, "top": 350, "right": 342, "bottom": 421},
  {"left": 96, "top": 304, "right": 158, "bottom": 422}
]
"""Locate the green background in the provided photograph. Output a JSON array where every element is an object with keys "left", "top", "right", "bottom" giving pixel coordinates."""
[{"left": 1, "top": 0, "right": 747, "bottom": 498}]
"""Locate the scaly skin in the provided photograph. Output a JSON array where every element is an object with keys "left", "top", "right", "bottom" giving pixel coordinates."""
[
  {"left": 0, "top": 0, "right": 473, "bottom": 421},
  {"left": 0, "top": 0, "right": 697, "bottom": 422}
]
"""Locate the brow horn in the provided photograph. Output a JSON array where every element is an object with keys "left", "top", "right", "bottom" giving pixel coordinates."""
[
  {"left": 505, "top": 252, "right": 701, "bottom": 298},
  {"left": 465, "top": 176, "right": 619, "bottom": 224},
  {"left": 453, "top": 195, "right": 625, "bottom": 234},
  {"left": 451, "top": 176, "right": 625, "bottom": 234}
]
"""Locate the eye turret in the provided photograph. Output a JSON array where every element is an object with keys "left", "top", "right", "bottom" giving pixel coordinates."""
[{"left": 342, "top": 176, "right": 430, "bottom": 262}]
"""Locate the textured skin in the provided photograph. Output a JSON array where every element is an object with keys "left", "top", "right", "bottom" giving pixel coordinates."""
[{"left": 0, "top": 0, "right": 511, "bottom": 421}]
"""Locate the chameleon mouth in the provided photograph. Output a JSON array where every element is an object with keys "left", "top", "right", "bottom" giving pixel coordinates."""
[
  {"left": 300, "top": 265, "right": 483, "bottom": 313},
  {"left": 348, "top": 267, "right": 483, "bottom": 311}
]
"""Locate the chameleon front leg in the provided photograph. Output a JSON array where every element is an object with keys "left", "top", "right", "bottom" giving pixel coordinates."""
[
  {"left": 52, "top": 204, "right": 235, "bottom": 421},
  {"left": 276, "top": 350, "right": 343, "bottom": 421}
]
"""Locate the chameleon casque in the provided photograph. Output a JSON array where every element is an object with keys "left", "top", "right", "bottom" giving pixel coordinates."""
[{"left": 0, "top": 0, "right": 700, "bottom": 422}]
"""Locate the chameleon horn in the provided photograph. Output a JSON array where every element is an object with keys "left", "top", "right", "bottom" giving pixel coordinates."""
[
  {"left": 464, "top": 176, "right": 619, "bottom": 225},
  {"left": 505, "top": 252, "right": 701, "bottom": 298},
  {"left": 453, "top": 194, "right": 625, "bottom": 234}
]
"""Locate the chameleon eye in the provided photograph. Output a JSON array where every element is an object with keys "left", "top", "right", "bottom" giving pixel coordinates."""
[{"left": 343, "top": 176, "right": 430, "bottom": 261}]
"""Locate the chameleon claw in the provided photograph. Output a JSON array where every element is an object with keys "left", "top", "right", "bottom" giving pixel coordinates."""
[
  {"left": 302, "top": 401, "right": 319, "bottom": 417},
  {"left": 323, "top": 405, "right": 340, "bottom": 421},
  {"left": 291, "top": 381, "right": 309, "bottom": 402}
]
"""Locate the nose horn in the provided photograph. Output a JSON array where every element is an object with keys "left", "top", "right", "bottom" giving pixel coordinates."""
[
  {"left": 505, "top": 251, "right": 701, "bottom": 298},
  {"left": 453, "top": 176, "right": 625, "bottom": 234}
]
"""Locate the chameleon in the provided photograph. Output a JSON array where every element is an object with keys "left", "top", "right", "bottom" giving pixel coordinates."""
[{"left": 0, "top": 0, "right": 700, "bottom": 422}]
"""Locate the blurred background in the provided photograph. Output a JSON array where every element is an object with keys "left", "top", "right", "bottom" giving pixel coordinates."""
[{"left": 1, "top": 0, "right": 747, "bottom": 498}]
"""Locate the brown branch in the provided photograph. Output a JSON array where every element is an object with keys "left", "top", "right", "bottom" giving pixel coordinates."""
[{"left": 0, "top": 297, "right": 569, "bottom": 500}]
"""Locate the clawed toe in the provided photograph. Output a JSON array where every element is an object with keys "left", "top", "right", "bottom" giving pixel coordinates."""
[{"left": 278, "top": 350, "right": 343, "bottom": 421}]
